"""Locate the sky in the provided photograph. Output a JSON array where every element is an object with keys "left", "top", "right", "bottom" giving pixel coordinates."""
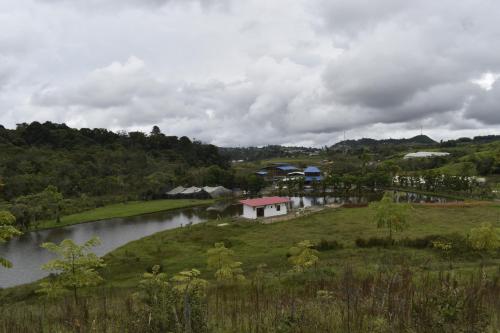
[{"left": 1, "top": 0, "right": 500, "bottom": 147}]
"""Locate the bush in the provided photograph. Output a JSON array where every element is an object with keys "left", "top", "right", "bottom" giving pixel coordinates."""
[
  {"left": 355, "top": 234, "right": 472, "bottom": 254},
  {"left": 398, "top": 235, "right": 437, "bottom": 248},
  {"left": 355, "top": 237, "right": 395, "bottom": 248},
  {"left": 313, "top": 239, "right": 344, "bottom": 251}
]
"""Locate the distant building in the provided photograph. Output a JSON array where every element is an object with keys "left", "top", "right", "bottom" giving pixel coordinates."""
[
  {"left": 304, "top": 166, "right": 322, "bottom": 183},
  {"left": 404, "top": 152, "right": 450, "bottom": 159},
  {"left": 167, "top": 185, "right": 232, "bottom": 199},
  {"left": 256, "top": 163, "right": 300, "bottom": 179},
  {"left": 239, "top": 196, "right": 290, "bottom": 219}
]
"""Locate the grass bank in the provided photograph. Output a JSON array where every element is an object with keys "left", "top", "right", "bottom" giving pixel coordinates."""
[
  {"left": 32, "top": 199, "right": 214, "bottom": 231},
  {"left": 98, "top": 202, "right": 500, "bottom": 288}
]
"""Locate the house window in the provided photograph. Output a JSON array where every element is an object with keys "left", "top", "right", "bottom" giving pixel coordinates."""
[{"left": 276, "top": 204, "right": 281, "bottom": 211}]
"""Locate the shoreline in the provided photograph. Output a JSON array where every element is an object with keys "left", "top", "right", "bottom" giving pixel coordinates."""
[{"left": 29, "top": 199, "right": 215, "bottom": 232}]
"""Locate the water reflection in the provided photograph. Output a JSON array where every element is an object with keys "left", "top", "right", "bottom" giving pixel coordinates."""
[{"left": 0, "top": 204, "right": 242, "bottom": 288}]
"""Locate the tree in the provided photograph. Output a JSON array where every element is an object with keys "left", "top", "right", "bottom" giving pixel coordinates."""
[
  {"left": 150, "top": 125, "right": 162, "bottom": 136},
  {"left": 37, "top": 237, "right": 105, "bottom": 303},
  {"left": 40, "top": 185, "right": 63, "bottom": 223},
  {"left": 288, "top": 240, "right": 320, "bottom": 272},
  {"left": 207, "top": 242, "right": 245, "bottom": 282},
  {"left": 370, "top": 192, "right": 410, "bottom": 240},
  {"left": 360, "top": 150, "right": 371, "bottom": 175},
  {"left": 0, "top": 211, "right": 22, "bottom": 268},
  {"left": 247, "top": 174, "right": 266, "bottom": 195},
  {"left": 468, "top": 223, "right": 500, "bottom": 253}
]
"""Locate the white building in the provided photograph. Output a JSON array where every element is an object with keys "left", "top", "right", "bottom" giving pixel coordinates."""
[
  {"left": 239, "top": 197, "right": 290, "bottom": 219},
  {"left": 404, "top": 151, "right": 450, "bottom": 159}
]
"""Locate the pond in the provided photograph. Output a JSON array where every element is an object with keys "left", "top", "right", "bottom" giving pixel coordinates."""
[{"left": 0, "top": 192, "right": 454, "bottom": 288}]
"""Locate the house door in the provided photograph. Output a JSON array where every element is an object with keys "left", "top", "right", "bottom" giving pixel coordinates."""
[{"left": 256, "top": 207, "right": 265, "bottom": 217}]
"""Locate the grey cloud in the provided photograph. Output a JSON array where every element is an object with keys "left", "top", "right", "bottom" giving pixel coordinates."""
[
  {"left": 466, "top": 81, "right": 500, "bottom": 124},
  {"left": 2, "top": 0, "right": 500, "bottom": 146},
  {"left": 36, "top": 0, "right": 230, "bottom": 11}
]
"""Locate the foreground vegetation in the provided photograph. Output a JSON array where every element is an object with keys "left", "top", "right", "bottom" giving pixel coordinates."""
[
  {"left": 1, "top": 203, "right": 499, "bottom": 332},
  {"left": 33, "top": 198, "right": 213, "bottom": 231},
  {"left": 2, "top": 266, "right": 498, "bottom": 333}
]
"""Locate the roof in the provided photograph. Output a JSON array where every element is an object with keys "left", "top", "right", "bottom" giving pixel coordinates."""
[
  {"left": 203, "top": 186, "right": 230, "bottom": 193},
  {"left": 304, "top": 166, "right": 320, "bottom": 173},
  {"left": 181, "top": 186, "right": 203, "bottom": 194},
  {"left": 277, "top": 165, "right": 299, "bottom": 171},
  {"left": 167, "top": 186, "right": 186, "bottom": 195},
  {"left": 202, "top": 186, "right": 232, "bottom": 198},
  {"left": 239, "top": 196, "right": 290, "bottom": 207},
  {"left": 261, "top": 164, "right": 299, "bottom": 171}
]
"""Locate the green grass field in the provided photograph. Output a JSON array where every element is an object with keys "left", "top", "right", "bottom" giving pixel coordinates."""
[
  {"left": 97, "top": 203, "right": 500, "bottom": 288},
  {"left": 33, "top": 199, "right": 214, "bottom": 231}
]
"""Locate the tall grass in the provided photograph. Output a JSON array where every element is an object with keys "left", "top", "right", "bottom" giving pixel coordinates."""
[{"left": 1, "top": 266, "right": 499, "bottom": 333}]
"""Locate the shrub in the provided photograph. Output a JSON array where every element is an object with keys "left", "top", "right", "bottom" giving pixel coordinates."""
[
  {"left": 398, "top": 235, "right": 438, "bottom": 248},
  {"left": 313, "top": 239, "right": 344, "bottom": 252},
  {"left": 355, "top": 237, "right": 395, "bottom": 248},
  {"left": 355, "top": 234, "right": 471, "bottom": 254}
]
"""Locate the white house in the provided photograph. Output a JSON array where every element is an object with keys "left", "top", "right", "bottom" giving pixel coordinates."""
[{"left": 239, "top": 196, "right": 290, "bottom": 219}]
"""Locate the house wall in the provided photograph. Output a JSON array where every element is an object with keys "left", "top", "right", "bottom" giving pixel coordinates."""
[
  {"left": 242, "top": 204, "right": 257, "bottom": 219},
  {"left": 264, "top": 203, "right": 287, "bottom": 218},
  {"left": 241, "top": 203, "right": 288, "bottom": 219}
]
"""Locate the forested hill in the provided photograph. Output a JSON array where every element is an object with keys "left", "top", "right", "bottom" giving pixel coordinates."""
[
  {"left": 0, "top": 122, "right": 230, "bottom": 204},
  {"left": 332, "top": 135, "right": 437, "bottom": 150}
]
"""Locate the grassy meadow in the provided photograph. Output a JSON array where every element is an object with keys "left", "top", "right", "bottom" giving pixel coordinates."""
[
  {"left": 32, "top": 198, "right": 214, "bottom": 231},
  {"left": 98, "top": 202, "right": 500, "bottom": 287}
]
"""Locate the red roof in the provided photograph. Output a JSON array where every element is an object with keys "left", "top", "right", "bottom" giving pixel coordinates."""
[{"left": 239, "top": 196, "right": 290, "bottom": 207}]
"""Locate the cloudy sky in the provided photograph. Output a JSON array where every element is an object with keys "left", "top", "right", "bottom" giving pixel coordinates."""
[{"left": 1, "top": 0, "right": 500, "bottom": 147}]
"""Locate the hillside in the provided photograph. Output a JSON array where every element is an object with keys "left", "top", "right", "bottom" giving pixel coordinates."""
[{"left": 332, "top": 134, "right": 437, "bottom": 151}]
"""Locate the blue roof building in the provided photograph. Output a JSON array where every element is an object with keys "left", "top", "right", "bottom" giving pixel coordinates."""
[
  {"left": 304, "top": 166, "right": 322, "bottom": 183},
  {"left": 256, "top": 164, "right": 300, "bottom": 178}
]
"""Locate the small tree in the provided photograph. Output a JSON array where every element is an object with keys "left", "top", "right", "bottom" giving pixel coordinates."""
[
  {"left": 207, "top": 242, "right": 245, "bottom": 282},
  {"left": 138, "top": 265, "right": 179, "bottom": 331},
  {"left": 288, "top": 240, "right": 320, "bottom": 272},
  {"left": 37, "top": 237, "right": 105, "bottom": 303},
  {"left": 0, "top": 211, "right": 22, "bottom": 268},
  {"left": 432, "top": 240, "right": 453, "bottom": 269},
  {"left": 171, "top": 268, "right": 207, "bottom": 294},
  {"left": 172, "top": 269, "right": 208, "bottom": 333},
  {"left": 370, "top": 192, "right": 410, "bottom": 240}
]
